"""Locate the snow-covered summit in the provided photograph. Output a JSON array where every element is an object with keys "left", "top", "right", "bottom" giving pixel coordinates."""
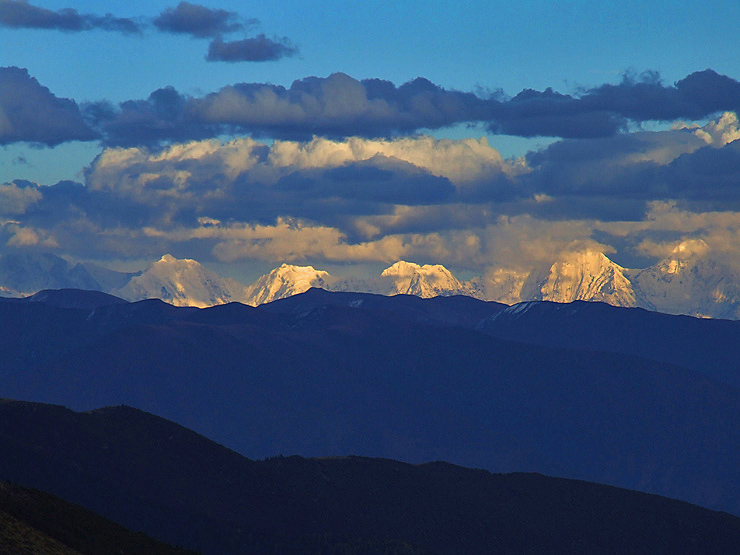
[
  {"left": 7, "top": 247, "right": 740, "bottom": 319},
  {"left": 520, "top": 250, "right": 637, "bottom": 307},
  {"left": 380, "top": 261, "right": 477, "bottom": 298},
  {"left": 244, "top": 263, "right": 330, "bottom": 306},
  {"left": 114, "top": 254, "right": 248, "bottom": 308},
  {"left": 632, "top": 240, "right": 740, "bottom": 319},
  {"left": 0, "top": 252, "right": 100, "bottom": 297}
]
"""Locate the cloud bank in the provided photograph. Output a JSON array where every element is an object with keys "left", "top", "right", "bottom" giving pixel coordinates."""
[
  {"left": 4, "top": 58, "right": 740, "bottom": 291},
  {"left": 5, "top": 111, "right": 740, "bottom": 282},
  {"left": 83, "top": 69, "right": 740, "bottom": 146},
  {"left": 4, "top": 66, "right": 740, "bottom": 147}
]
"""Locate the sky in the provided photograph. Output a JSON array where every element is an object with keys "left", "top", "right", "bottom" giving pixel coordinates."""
[{"left": 2, "top": 0, "right": 740, "bottom": 286}]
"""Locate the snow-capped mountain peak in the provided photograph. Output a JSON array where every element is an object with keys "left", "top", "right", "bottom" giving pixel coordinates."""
[
  {"left": 521, "top": 249, "right": 637, "bottom": 307},
  {"left": 381, "top": 261, "right": 425, "bottom": 279},
  {"left": 632, "top": 240, "right": 740, "bottom": 319},
  {"left": 244, "top": 263, "right": 331, "bottom": 306},
  {"left": 656, "top": 239, "right": 711, "bottom": 276},
  {"left": 380, "top": 260, "right": 476, "bottom": 298},
  {"left": 114, "top": 254, "right": 247, "bottom": 308}
]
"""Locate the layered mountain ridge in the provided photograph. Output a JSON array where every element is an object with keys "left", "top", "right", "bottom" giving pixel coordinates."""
[
  {"left": 4, "top": 288, "right": 740, "bottom": 519},
  {"left": 3, "top": 240, "right": 740, "bottom": 318},
  {"left": 4, "top": 398, "right": 740, "bottom": 555}
]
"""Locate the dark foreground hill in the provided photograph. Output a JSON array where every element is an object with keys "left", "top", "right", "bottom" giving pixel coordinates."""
[
  {"left": 2, "top": 400, "right": 740, "bottom": 555},
  {"left": 0, "top": 481, "right": 196, "bottom": 555},
  {"left": 3, "top": 289, "right": 740, "bottom": 517}
]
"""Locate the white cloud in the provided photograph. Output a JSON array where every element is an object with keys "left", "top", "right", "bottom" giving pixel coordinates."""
[
  {"left": 5, "top": 225, "right": 57, "bottom": 247},
  {"left": 683, "top": 112, "right": 740, "bottom": 147},
  {"left": 86, "top": 135, "right": 518, "bottom": 203},
  {"left": 268, "top": 135, "right": 520, "bottom": 182},
  {"left": 0, "top": 182, "right": 42, "bottom": 214}
]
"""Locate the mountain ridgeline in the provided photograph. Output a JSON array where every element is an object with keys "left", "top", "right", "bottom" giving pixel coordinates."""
[
  {"left": 3, "top": 288, "right": 740, "bottom": 521},
  {"left": 3, "top": 399, "right": 740, "bottom": 555},
  {"left": 0, "top": 480, "right": 196, "bottom": 555},
  {"left": 3, "top": 240, "right": 740, "bottom": 318}
]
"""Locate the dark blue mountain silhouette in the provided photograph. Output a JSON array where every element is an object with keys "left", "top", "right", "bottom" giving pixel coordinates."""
[
  {"left": 3, "top": 399, "right": 740, "bottom": 555},
  {"left": 3, "top": 289, "right": 740, "bottom": 517}
]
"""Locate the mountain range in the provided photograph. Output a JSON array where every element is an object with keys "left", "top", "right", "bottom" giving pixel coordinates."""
[
  {"left": 2, "top": 240, "right": 740, "bottom": 318},
  {"left": 3, "top": 398, "right": 740, "bottom": 555},
  {"left": 4, "top": 287, "right": 740, "bottom": 518}
]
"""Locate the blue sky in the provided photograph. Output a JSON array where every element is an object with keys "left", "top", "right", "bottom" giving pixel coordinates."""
[
  {"left": 5, "top": 0, "right": 739, "bottom": 183},
  {"left": 2, "top": 0, "right": 740, "bottom": 285}
]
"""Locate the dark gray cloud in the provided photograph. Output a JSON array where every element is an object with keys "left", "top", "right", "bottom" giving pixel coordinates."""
[
  {"left": 153, "top": 1, "right": 249, "bottom": 38},
  {"left": 207, "top": 35, "right": 298, "bottom": 62},
  {"left": 663, "top": 140, "right": 740, "bottom": 201},
  {"left": 83, "top": 70, "right": 740, "bottom": 147},
  {"left": 275, "top": 156, "right": 455, "bottom": 206},
  {"left": 0, "top": 66, "right": 99, "bottom": 146},
  {"left": 522, "top": 126, "right": 740, "bottom": 217},
  {"left": 87, "top": 73, "right": 490, "bottom": 146},
  {"left": 0, "top": 0, "right": 141, "bottom": 34},
  {"left": 84, "top": 86, "right": 219, "bottom": 147},
  {"left": 580, "top": 69, "right": 740, "bottom": 121}
]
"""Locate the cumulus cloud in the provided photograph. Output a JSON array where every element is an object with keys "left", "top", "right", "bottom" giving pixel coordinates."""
[
  {"left": 5, "top": 66, "right": 740, "bottom": 147},
  {"left": 153, "top": 2, "right": 249, "bottom": 38},
  {"left": 207, "top": 35, "right": 298, "bottom": 62},
  {"left": 0, "top": 180, "right": 42, "bottom": 214},
  {"left": 80, "top": 70, "right": 740, "bottom": 147},
  {"left": 267, "top": 135, "right": 518, "bottom": 182},
  {"left": 82, "top": 135, "right": 517, "bottom": 219},
  {"left": 4, "top": 223, "right": 57, "bottom": 248},
  {"left": 676, "top": 111, "right": 740, "bottom": 147},
  {"left": 7, "top": 111, "right": 740, "bottom": 281},
  {"left": 6, "top": 67, "right": 740, "bottom": 148},
  {"left": 0, "top": 67, "right": 98, "bottom": 145},
  {"left": 207, "top": 218, "right": 409, "bottom": 263},
  {"left": 0, "top": 0, "right": 141, "bottom": 34},
  {"left": 2, "top": 2, "right": 295, "bottom": 64},
  {"left": 520, "top": 114, "right": 740, "bottom": 218},
  {"left": 152, "top": 3, "right": 296, "bottom": 64}
]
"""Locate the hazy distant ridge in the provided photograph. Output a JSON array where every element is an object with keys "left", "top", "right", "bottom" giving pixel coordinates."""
[{"left": 3, "top": 242, "right": 740, "bottom": 318}]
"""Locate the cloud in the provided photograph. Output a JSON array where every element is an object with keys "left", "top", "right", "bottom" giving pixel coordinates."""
[
  {"left": 206, "top": 218, "right": 410, "bottom": 263},
  {"left": 6, "top": 67, "right": 740, "bottom": 148},
  {"left": 5, "top": 65, "right": 740, "bottom": 148},
  {"left": 0, "top": 0, "right": 141, "bottom": 34},
  {"left": 207, "top": 35, "right": 298, "bottom": 62},
  {"left": 683, "top": 111, "right": 740, "bottom": 146},
  {"left": 0, "top": 67, "right": 99, "bottom": 145},
  {"left": 1, "top": 2, "right": 295, "bottom": 64},
  {"left": 519, "top": 114, "right": 740, "bottom": 219},
  {"left": 0, "top": 180, "right": 42, "bottom": 214},
  {"left": 8, "top": 111, "right": 740, "bottom": 280},
  {"left": 4, "top": 222, "right": 57, "bottom": 247},
  {"left": 267, "top": 135, "right": 517, "bottom": 182},
  {"left": 86, "top": 73, "right": 494, "bottom": 146},
  {"left": 274, "top": 156, "right": 456, "bottom": 206},
  {"left": 82, "top": 135, "right": 514, "bottom": 214},
  {"left": 82, "top": 70, "right": 740, "bottom": 147},
  {"left": 153, "top": 2, "right": 249, "bottom": 38}
]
